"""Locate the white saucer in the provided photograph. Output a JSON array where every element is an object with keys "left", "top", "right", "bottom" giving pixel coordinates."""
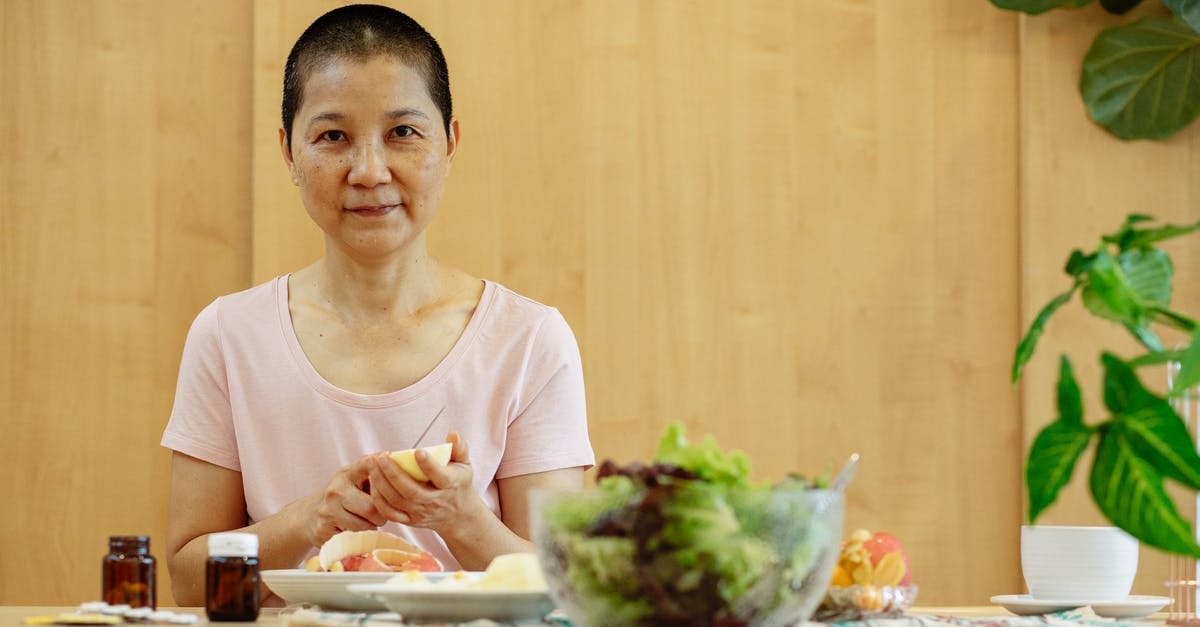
[{"left": 990, "top": 594, "right": 1172, "bottom": 619}]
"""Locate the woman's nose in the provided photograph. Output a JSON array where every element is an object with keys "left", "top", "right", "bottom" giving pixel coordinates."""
[{"left": 347, "top": 141, "right": 391, "bottom": 187}]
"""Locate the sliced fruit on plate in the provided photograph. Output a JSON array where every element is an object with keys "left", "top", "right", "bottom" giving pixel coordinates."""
[
  {"left": 832, "top": 528, "right": 911, "bottom": 587},
  {"left": 862, "top": 530, "right": 911, "bottom": 586},
  {"left": 475, "top": 553, "right": 548, "bottom": 591},
  {"left": 315, "top": 530, "right": 442, "bottom": 572},
  {"left": 389, "top": 442, "right": 453, "bottom": 482}
]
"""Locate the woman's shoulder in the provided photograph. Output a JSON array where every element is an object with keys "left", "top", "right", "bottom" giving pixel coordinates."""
[
  {"left": 476, "top": 281, "right": 580, "bottom": 362},
  {"left": 208, "top": 275, "right": 285, "bottom": 312},
  {"left": 187, "top": 275, "right": 286, "bottom": 335},
  {"left": 482, "top": 280, "right": 568, "bottom": 328}
]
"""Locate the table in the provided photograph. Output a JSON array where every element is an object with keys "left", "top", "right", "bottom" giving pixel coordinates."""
[
  {"left": 1, "top": 607, "right": 276, "bottom": 624},
  {"left": 0, "top": 606, "right": 1172, "bottom": 625}
]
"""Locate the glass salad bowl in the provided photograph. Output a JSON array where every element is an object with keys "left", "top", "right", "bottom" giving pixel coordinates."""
[{"left": 530, "top": 477, "right": 844, "bottom": 627}]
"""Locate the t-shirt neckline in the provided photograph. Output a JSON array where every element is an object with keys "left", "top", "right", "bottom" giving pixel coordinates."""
[{"left": 275, "top": 274, "right": 494, "bottom": 408}]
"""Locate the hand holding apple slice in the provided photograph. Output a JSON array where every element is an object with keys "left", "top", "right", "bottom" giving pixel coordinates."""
[{"left": 388, "top": 442, "right": 453, "bottom": 482}]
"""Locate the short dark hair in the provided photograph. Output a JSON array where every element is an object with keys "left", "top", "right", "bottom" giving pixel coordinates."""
[{"left": 282, "top": 4, "right": 452, "bottom": 148}]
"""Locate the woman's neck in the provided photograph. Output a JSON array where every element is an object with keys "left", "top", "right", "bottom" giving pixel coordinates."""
[{"left": 308, "top": 237, "right": 445, "bottom": 324}]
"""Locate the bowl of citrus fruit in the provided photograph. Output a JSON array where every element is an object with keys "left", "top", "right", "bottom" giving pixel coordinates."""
[{"left": 812, "top": 528, "right": 917, "bottom": 621}]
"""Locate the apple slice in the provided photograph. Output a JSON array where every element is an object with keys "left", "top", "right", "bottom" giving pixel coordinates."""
[
  {"left": 389, "top": 442, "right": 453, "bottom": 482},
  {"left": 476, "top": 553, "right": 548, "bottom": 591}
]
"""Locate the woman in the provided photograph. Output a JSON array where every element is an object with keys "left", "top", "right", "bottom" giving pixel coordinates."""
[{"left": 161, "top": 4, "right": 593, "bottom": 605}]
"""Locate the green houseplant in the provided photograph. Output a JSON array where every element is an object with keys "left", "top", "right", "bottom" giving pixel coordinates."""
[
  {"left": 1014, "top": 214, "right": 1200, "bottom": 556},
  {"left": 988, "top": 0, "right": 1200, "bottom": 140}
]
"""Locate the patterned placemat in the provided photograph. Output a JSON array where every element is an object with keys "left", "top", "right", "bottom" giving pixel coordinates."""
[
  {"left": 279, "top": 606, "right": 575, "bottom": 626},
  {"left": 815, "top": 607, "right": 1158, "bottom": 627},
  {"left": 277, "top": 605, "right": 1159, "bottom": 627}
]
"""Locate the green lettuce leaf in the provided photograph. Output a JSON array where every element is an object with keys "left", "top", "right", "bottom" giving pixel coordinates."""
[{"left": 655, "top": 422, "right": 752, "bottom": 486}]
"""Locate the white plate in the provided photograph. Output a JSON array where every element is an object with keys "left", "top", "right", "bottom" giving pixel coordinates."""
[
  {"left": 990, "top": 594, "right": 1172, "bottom": 618},
  {"left": 347, "top": 582, "right": 556, "bottom": 622},
  {"left": 261, "top": 569, "right": 467, "bottom": 611}
]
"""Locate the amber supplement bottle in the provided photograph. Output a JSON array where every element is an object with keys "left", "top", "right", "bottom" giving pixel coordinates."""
[
  {"left": 206, "top": 532, "right": 260, "bottom": 622},
  {"left": 101, "top": 535, "right": 156, "bottom": 608}
]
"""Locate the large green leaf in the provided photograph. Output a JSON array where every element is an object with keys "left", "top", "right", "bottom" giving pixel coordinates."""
[
  {"left": 1101, "top": 353, "right": 1156, "bottom": 414},
  {"left": 990, "top": 0, "right": 1092, "bottom": 13},
  {"left": 1100, "top": 0, "right": 1143, "bottom": 14},
  {"left": 1013, "top": 286, "right": 1078, "bottom": 382},
  {"left": 1026, "top": 357, "right": 1092, "bottom": 522},
  {"left": 1027, "top": 421, "right": 1093, "bottom": 522},
  {"left": 1102, "top": 353, "right": 1200, "bottom": 488},
  {"left": 1172, "top": 329, "right": 1200, "bottom": 395},
  {"left": 1117, "top": 249, "right": 1172, "bottom": 307},
  {"left": 1119, "top": 407, "right": 1200, "bottom": 489},
  {"left": 1117, "top": 248, "right": 1173, "bottom": 348},
  {"left": 1058, "top": 355, "right": 1084, "bottom": 426},
  {"left": 1081, "top": 16, "right": 1200, "bottom": 140},
  {"left": 1164, "top": 0, "right": 1200, "bottom": 34},
  {"left": 1090, "top": 426, "right": 1200, "bottom": 557},
  {"left": 1080, "top": 248, "right": 1175, "bottom": 333}
]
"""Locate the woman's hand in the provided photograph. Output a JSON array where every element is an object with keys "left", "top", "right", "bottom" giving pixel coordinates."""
[
  {"left": 365, "top": 431, "right": 481, "bottom": 532},
  {"left": 306, "top": 456, "right": 389, "bottom": 547}
]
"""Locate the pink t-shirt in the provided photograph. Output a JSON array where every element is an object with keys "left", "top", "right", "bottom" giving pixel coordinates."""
[{"left": 160, "top": 276, "right": 594, "bottom": 571}]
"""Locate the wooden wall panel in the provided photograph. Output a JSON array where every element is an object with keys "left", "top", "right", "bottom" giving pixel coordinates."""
[
  {"left": 1018, "top": 4, "right": 1200, "bottom": 599},
  {"left": 0, "top": 0, "right": 252, "bottom": 606},
  {"left": 2, "top": 0, "right": 1069, "bottom": 609},
  {"left": 252, "top": 0, "right": 1021, "bottom": 604}
]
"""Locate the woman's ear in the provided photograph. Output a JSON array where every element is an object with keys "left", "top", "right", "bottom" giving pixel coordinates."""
[
  {"left": 445, "top": 117, "right": 460, "bottom": 169},
  {"left": 278, "top": 128, "right": 300, "bottom": 186}
]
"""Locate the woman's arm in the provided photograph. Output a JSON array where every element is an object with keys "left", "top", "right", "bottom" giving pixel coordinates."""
[
  {"left": 436, "top": 465, "right": 585, "bottom": 569},
  {"left": 165, "top": 452, "right": 386, "bottom": 605},
  {"left": 495, "top": 466, "right": 585, "bottom": 541}
]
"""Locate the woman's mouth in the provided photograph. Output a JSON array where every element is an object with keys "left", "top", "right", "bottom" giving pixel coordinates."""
[{"left": 346, "top": 204, "right": 398, "bottom": 217}]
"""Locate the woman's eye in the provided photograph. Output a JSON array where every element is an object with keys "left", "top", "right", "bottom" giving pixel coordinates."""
[
  {"left": 319, "top": 130, "right": 345, "bottom": 142},
  {"left": 390, "top": 126, "right": 416, "bottom": 138}
]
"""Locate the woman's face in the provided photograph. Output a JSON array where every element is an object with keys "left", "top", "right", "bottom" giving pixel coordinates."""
[{"left": 281, "top": 54, "right": 458, "bottom": 260}]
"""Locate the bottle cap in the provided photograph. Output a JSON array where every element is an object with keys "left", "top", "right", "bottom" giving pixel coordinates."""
[
  {"left": 208, "top": 533, "right": 258, "bottom": 557},
  {"left": 108, "top": 536, "right": 150, "bottom": 553}
]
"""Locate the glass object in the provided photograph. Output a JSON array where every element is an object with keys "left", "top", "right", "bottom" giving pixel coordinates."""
[
  {"left": 813, "top": 584, "right": 918, "bottom": 621},
  {"left": 206, "top": 532, "right": 260, "bottom": 622},
  {"left": 1167, "top": 362, "right": 1199, "bottom": 620},
  {"left": 101, "top": 535, "right": 156, "bottom": 608},
  {"left": 531, "top": 485, "right": 843, "bottom": 627}
]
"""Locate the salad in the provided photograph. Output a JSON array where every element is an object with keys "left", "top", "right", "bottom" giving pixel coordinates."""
[{"left": 535, "top": 423, "right": 843, "bottom": 627}]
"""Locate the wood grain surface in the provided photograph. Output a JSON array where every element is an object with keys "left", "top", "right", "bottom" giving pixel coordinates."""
[
  {"left": 252, "top": 1, "right": 1022, "bottom": 603},
  {"left": 0, "top": 0, "right": 252, "bottom": 606},
  {"left": 1017, "top": 2, "right": 1200, "bottom": 603},
  {"left": 4, "top": 0, "right": 1194, "bottom": 609}
]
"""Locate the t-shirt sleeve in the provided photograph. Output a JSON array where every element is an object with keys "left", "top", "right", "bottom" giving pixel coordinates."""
[
  {"left": 160, "top": 299, "right": 242, "bottom": 471},
  {"left": 496, "top": 308, "right": 595, "bottom": 479}
]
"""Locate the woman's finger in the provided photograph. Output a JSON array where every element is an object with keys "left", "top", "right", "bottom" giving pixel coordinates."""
[
  {"left": 424, "top": 433, "right": 471, "bottom": 490},
  {"left": 334, "top": 465, "right": 388, "bottom": 527},
  {"left": 374, "top": 452, "right": 427, "bottom": 497},
  {"left": 421, "top": 448, "right": 458, "bottom": 490},
  {"left": 448, "top": 431, "right": 469, "bottom": 463},
  {"left": 337, "top": 509, "right": 380, "bottom": 532},
  {"left": 315, "top": 496, "right": 377, "bottom": 541},
  {"left": 367, "top": 456, "right": 404, "bottom": 503}
]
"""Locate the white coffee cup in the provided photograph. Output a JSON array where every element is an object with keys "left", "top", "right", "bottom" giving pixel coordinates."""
[{"left": 1021, "top": 525, "right": 1138, "bottom": 600}]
